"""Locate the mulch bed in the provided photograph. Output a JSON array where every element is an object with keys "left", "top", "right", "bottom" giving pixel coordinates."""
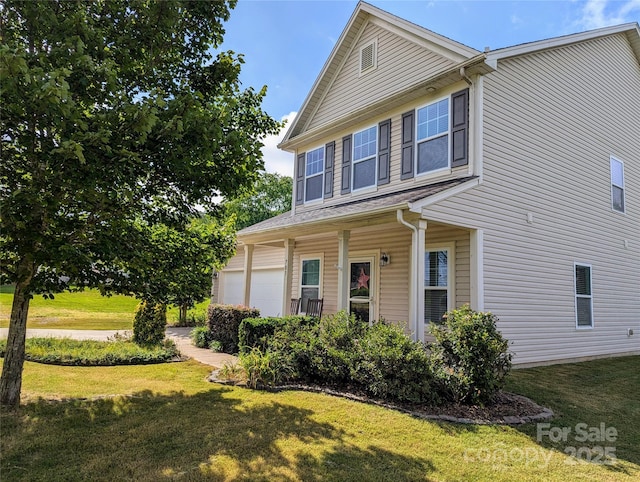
[{"left": 208, "top": 372, "right": 553, "bottom": 425}]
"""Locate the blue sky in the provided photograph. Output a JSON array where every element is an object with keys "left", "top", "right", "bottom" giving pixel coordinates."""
[{"left": 217, "top": 0, "right": 640, "bottom": 175}]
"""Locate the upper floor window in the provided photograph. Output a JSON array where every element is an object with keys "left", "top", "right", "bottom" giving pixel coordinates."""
[
  {"left": 416, "top": 97, "right": 450, "bottom": 174},
  {"left": 352, "top": 126, "right": 377, "bottom": 190},
  {"left": 610, "top": 156, "right": 625, "bottom": 213},
  {"left": 305, "top": 147, "right": 324, "bottom": 202}
]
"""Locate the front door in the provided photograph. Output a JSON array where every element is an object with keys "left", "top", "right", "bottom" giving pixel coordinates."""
[{"left": 348, "top": 257, "right": 375, "bottom": 323}]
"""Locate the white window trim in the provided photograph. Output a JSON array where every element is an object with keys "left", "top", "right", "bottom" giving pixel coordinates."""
[
  {"left": 359, "top": 39, "right": 377, "bottom": 76},
  {"left": 574, "top": 262, "right": 594, "bottom": 330},
  {"left": 304, "top": 145, "right": 325, "bottom": 203},
  {"left": 415, "top": 95, "right": 452, "bottom": 177},
  {"left": 424, "top": 243, "right": 455, "bottom": 324},
  {"left": 352, "top": 124, "right": 378, "bottom": 192},
  {"left": 610, "top": 155, "right": 626, "bottom": 214},
  {"left": 299, "top": 254, "right": 324, "bottom": 314}
]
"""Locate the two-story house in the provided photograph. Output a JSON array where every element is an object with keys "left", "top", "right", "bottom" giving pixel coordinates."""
[{"left": 213, "top": 2, "right": 640, "bottom": 366}]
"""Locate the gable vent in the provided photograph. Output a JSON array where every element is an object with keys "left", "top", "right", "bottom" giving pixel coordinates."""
[{"left": 360, "top": 40, "right": 377, "bottom": 74}]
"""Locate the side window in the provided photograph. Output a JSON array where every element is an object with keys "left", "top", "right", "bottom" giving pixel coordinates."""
[
  {"left": 424, "top": 249, "right": 450, "bottom": 324},
  {"left": 416, "top": 98, "right": 449, "bottom": 174},
  {"left": 575, "top": 263, "right": 593, "bottom": 328},
  {"left": 300, "top": 258, "right": 321, "bottom": 313},
  {"left": 352, "top": 126, "right": 377, "bottom": 190},
  {"left": 610, "top": 156, "right": 625, "bottom": 213},
  {"left": 305, "top": 147, "right": 324, "bottom": 202}
]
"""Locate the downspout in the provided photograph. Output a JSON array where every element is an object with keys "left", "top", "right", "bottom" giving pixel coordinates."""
[
  {"left": 397, "top": 209, "right": 419, "bottom": 341},
  {"left": 460, "top": 67, "right": 473, "bottom": 86}
]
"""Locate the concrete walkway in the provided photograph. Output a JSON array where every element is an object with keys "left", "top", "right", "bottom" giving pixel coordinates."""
[{"left": 0, "top": 327, "right": 238, "bottom": 368}]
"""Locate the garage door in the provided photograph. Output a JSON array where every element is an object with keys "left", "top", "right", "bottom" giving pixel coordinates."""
[
  {"left": 220, "top": 271, "right": 243, "bottom": 306},
  {"left": 250, "top": 268, "right": 284, "bottom": 317}
]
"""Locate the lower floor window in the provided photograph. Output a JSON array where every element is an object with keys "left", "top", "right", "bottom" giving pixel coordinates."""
[
  {"left": 425, "top": 250, "right": 449, "bottom": 323},
  {"left": 575, "top": 263, "right": 593, "bottom": 328},
  {"left": 301, "top": 258, "right": 321, "bottom": 313}
]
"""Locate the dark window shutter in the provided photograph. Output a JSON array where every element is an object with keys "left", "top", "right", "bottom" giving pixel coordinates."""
[
  {"left": 377, "top": 119, "right": 391, "bottom": 185},
  {"left": 341, "top": 135, "right": 352, "bottom": 194},
  {"left": 295, "top": 152, "right": 305, "bottom": 205},
  {"left": 451, "top": 88, "right": 469, "bottom": 168},
  {"left": 324, "top": 141, "right": 335, "bottom": 198},
  {"left": 401, "top": 111, "right": 414, "bottom": 180}
]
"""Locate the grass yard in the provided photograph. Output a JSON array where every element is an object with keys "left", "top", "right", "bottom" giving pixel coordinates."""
[
  {"left": 0, "top": 286, "right": 208, "bottom": 330},
  {"left": 1, "top": 356, "right": 638, "bottom": 481}
]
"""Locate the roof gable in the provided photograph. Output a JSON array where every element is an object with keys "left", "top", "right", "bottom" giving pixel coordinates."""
[
  {"left": 280, "top": 1, "right": 480, "bottom": 148},
  {"left": 486, "top": 22, "right": 640, "bottom": 66}
]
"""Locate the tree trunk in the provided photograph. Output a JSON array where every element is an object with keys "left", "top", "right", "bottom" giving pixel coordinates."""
[
  {"left": 0, "top": 283, "right": 32, "bottom": 408},
  {"left": 179, "top": 304, "right": 188, "bottom": 325}
]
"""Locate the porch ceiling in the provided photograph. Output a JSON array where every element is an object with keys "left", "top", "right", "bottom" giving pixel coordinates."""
[{"left": 238, "top": 176, "right": 477, "bottom": 245}]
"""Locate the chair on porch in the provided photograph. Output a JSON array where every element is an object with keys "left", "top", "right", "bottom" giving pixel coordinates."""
[
  {"left": 306, "top": 298, "right": 323, "bottom": 318},
  {"left": 290, "top": 298, "right": 301, "bottom": 315}
]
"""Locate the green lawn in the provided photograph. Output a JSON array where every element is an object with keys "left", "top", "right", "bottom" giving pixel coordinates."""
[
  {"left": 0, "top": 287, "right": 207, "bottom": 330},
  {"left": 1, "top": 356, "right": 638, "bottom": 481}
]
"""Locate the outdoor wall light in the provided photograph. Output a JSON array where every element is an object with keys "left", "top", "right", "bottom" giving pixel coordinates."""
[{"left": 380, "top": 252, "right": 390, "bottom": 267}]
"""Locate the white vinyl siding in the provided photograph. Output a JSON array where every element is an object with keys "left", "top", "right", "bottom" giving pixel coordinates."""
[
  {"left": 425, "top": 33, "right": 640, "bottom": 364},
  {"left": 610, "top": 156, "right": 625, "bottom": 213},
  {"left": 305, "top": 147, "right": 324, "bottom": 202},
  {"left": 308, "top": 22, "right": 457, "bottom": 132},
  {"left": 574, "top": 263, "right": 593, "bottom": 328},
  {"left": 352, "top": 125, "right": 377, "bottom": 190}
]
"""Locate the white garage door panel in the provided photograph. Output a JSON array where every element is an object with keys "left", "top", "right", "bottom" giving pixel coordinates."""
[
  {"left": 221, "top": 271, "right": 244, "bottom": 306},
  {"left": 250, "top": 269, "right": 284, "bottom": 317}
]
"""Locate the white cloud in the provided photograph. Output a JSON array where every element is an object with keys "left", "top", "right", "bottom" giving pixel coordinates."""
[
  {"left": 261, "top": 111, "right": 297, "bottom": 177},
  {"left": 576, "top": 0, "right": 640, "bottom": 29}
]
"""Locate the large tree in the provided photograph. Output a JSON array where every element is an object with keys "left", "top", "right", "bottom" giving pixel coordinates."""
[
  {"left": 222, "top": 171, "right": 293, "bottom": 230},
  {"left": 0, "top": 0, "right": 281, "bottom": 407}
]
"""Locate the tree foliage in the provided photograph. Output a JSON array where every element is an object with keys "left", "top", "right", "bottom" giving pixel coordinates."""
[
  {"left": 129, "top": 216, "right": 236, "bottom": 324},
  {"left": 0, "top": 0, "right": 281, "bottom": 407},
  {"left": 222, "top": 171, "right": 292, "bottom": 230}
]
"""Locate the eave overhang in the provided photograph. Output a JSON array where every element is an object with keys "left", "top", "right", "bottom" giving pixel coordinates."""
[
  {"left": 237, "top": 176, "right": 479, "bottom": 245},
  {"left": 278, "top": 54, "right": 493, "bottom": 152}
]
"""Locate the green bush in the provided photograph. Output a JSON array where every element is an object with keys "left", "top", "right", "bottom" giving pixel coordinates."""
[
  {"left": 207, "top": 304, "right": 259, "bottom": 354},
  {"left": 351, "top": 321, "right": 439, "bottom": 404},
  {"left": 238, "top": 315, "right": 312, "bottom": 354},
  {"left": 240, "top": 347, "right": 293, "bottom": 389},
  {"left": 429, "top": 305, "right": 512, "bottom": 405},
  {"left": 190, "top": 326, "right": 212, "bottom": 349},
  {"left": 133, "top": 301, "right": 167, "bottom": 347}
]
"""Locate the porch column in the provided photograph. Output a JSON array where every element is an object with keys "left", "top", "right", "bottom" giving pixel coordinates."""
[
  {"left": 470, "top": 229, "right": 485, "bottom": 311},
  {"left": 242, "top": 244, "right": 254, "bottom": 307},
  {"left": 281, "top": 238, "right": 295, "bottom": 315},
  {"left": 337, "top": 230, "right": 350, "bottom": 311},
  {"left": 416, "top": 220, "right": 427, "bottom": 341}
]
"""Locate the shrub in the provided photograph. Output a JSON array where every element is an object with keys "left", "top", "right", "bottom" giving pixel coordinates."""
[
  {"left": 190, "top": 326, "right": 212, "bottom": 349},
  {"left": 240, "top": 347, "right": 293, "bottom": 389},
  {"left": 238, "top": 315, "right": 311, "bottom": 354},
  {"left": 133, "top": 301, "right": 167, "bottom": 347},
  {"left": 429, "top": 305, "right": 512, "bottom": 405},
  {"left": 351, "top": 321, "right": 439, "bottom": 404},
  {"left": 207, "top": 304, "right": 259, "bottom": 354}
]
